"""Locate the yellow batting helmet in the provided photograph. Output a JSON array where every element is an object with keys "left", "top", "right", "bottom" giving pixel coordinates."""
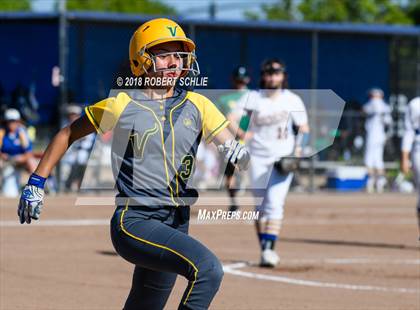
[{"left": 129, "top": 18, "right": 199, "bottom": 77}]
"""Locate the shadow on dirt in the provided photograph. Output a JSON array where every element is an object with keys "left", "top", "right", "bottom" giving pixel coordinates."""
[
  {"left": 97, "top": 250, "right": 118, "bottom": 256},
  {"left": 281, "top": 238, "right": 419, "bottom": 251}
]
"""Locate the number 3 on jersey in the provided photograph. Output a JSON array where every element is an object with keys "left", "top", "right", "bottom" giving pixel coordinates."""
[{"left": 180, "top": 155, "right": 194, "bottom": 180}]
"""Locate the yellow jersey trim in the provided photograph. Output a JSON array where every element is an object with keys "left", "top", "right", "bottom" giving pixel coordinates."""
[
  {"left": 84, "top": 92, "right": 131, "bottom": 134},
  {"left": 84, "top": 106, "right": 102, "bottom": 133},
  {"left": 185, "top": 91, "right": 229, "bottom": 144}
]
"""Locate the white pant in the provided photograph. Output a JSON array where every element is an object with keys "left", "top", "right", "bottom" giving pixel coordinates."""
[
  {"left": 249, "top": 155, "right": 293, "bottom": 220},
  {"left": 364, "top": 142, "right": 385, "bottom": 170}
]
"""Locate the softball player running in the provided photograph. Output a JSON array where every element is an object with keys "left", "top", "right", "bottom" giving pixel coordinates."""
[
  {"left": 234, "top": 59, "right": 309, "bottom": 267},
  {"left": 401, "top": 97, "right": 420, "bottom": 240},
  {"left": 363, "top": 88, "right": 392, "bottom": 193},
  {"left": 17, "top": 18, "right": 250, "bottom": 310}
]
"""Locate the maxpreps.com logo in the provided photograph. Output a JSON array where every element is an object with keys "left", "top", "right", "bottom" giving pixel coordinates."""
[{"left": 167, "top": 25, "right": 178, "bottom": 36}]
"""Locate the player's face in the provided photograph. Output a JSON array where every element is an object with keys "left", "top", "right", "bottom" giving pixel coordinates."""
[
  {"left": 262, "top": 64, "right": 285, "bottom": 89},
  {"left": 148, "top": 41, "right": 185, "bottom": 79},
  {"left": 233, "top": 77, "right": 250, "bottom": 90}
]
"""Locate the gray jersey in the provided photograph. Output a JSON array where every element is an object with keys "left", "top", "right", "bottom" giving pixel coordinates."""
[{"left": 85, "top": 88, "right": 228, "bottom": 208}]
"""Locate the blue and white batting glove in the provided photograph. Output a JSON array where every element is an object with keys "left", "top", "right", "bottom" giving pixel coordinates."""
[
  {"left": 217, "top": 140, "right": 250, "bottom": 171},
  {"left": 17, "top": 173, "right": 46, "bottom": 224}
]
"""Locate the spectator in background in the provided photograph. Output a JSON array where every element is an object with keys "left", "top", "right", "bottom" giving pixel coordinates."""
[
  {"left": 216, "top": 65, "right": 251, "bottom": 211},
  {"left": 363, "top": 88, "right": 392, "bottom": 193},
  {"left": 0, "top": 108, "right": 36, "bottom": 172},
  {"left": 11, "top": 83, "right": 40, "bottom": 125},
  {"left": 62, "top": 105, "right": 95, "bottom": 191},
  {"left": 0, "top": 108, "right": 36, "bottom": 196},
  {"left": 9, "top": 83, "right": 40, "bottom": 142}
]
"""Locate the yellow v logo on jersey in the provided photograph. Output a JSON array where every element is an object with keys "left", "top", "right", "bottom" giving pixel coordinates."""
[
  {"left": 167, "top": 26, "right": 178, "bottom": 37},
  {"left": 183, "top": 118, "right": 192, "bottom": 127},
  {"left": 129, "top": 123, "right": 158, "bottom": 159}
]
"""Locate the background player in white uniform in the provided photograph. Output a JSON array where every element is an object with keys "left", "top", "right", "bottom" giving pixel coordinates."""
[
  {"left": 234, "top": 59, "right": 309, "bottom": 267},
  {"left": 363, "top": 88, "right": 392, "bottom": 193},
  {"left": 400, "top": 97, "right": 420, "bottom": 240}
]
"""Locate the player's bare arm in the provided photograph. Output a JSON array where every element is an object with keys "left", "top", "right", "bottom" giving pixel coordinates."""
[
  {"left": 226, "top": 116, "right": 241, "bottom": 137},
  {"left": 17, "top": 115, "right": 95, "bottom": 224},
  {"left": 401, "top": 151, "right": 410, "bottom": 175}
]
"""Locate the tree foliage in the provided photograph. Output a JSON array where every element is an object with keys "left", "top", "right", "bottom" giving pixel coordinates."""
[
  {"left": 0, "top": 0, "right": 30, "bottom": 11},
  {"left": 262, "top": 0, "right": 295, "bottom": 21},
  {"left": 250, "top": 0, "right": 416, "bottom": 25},
  {"left": 66, "top": 0, "right": 176, "bottom": 15}
]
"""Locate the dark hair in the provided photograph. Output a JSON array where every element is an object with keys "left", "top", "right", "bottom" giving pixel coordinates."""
[{"left": 259, "top": 58, "right": 288, "bottom": 89}]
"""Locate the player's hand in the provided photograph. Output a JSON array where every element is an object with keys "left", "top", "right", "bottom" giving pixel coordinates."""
[
  {"left": 218, "top": 140, "right": 250, "bottom": 170},
  {"left": 18, "top": 179, "right": 45, "bottom": 224}
]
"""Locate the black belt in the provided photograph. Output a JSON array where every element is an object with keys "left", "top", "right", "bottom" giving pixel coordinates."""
[{"left": 415, "top": 129, "right": 420, "bottom": 135}]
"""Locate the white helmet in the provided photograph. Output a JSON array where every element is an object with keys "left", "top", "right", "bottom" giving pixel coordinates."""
[
  {"left": 66, "top": 105, "right": 82, "bottom": 115},
  {"left": 4, "top": 108, "right": 21, "bottom": 121}
]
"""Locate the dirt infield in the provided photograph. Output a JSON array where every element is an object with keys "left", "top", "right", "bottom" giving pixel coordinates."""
[{"left": 1, "top": 192, "right": 419, "bottom": 310}]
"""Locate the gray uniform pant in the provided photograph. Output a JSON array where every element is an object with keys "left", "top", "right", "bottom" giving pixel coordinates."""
[{"left": 110, "top": 205, "right": 223, "bottom": 310}]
